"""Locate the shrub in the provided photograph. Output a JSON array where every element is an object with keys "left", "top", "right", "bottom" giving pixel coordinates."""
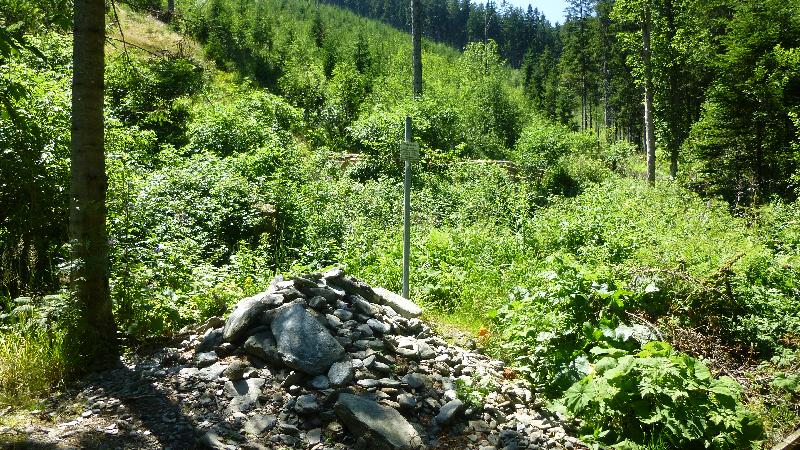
[
  {"left": 0, "top": 295, "right": 71, "bottom": 405},
  {"left": 187, "top": 91, "right": 301, "bottom": 156},
  {"left": 106, "top": 53, "right": 204, "bottom": 148},
  {"left": 560, "top": 341, "right": 764, "bottom": 449}
]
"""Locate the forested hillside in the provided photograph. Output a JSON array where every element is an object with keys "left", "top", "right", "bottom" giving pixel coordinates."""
[
  {"left": 1, "top": 0, "right": 800, "bottom": 448},
  {"left": 307, "top": 0, "right": 800, "bottom": 204}
]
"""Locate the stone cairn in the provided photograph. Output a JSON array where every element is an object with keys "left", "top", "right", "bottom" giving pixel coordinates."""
[
  {"left": 19, "top": 269, "right": 580, "bottom": 449},
  {"left": 184, "top": 268, "right": 581, "bottom": 450}
]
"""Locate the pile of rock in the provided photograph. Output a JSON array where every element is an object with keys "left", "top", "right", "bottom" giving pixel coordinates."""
[
  {"left": 13, "top": 269, "right": 581, "bottom": 449},
  {"left": 185, "top": 268, "right": 581, "bottom": 450}
]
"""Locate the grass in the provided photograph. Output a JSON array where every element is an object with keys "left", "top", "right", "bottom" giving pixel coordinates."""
[
  {"left": 0, "top": 327, "right": 69, "bottom": 408},
  {"left": 107, "top": 4, "right": 203, "bottom": 57}
]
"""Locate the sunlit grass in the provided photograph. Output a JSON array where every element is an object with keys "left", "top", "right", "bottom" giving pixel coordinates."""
[{"left": 0, "top": 327, "right": 69, "bottom": 407}]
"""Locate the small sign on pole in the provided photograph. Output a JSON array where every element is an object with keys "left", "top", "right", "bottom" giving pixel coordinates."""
[{"left": 399, "top": 142, "right": 420, "bottom": 162}]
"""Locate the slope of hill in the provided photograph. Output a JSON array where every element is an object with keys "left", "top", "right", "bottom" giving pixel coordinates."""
[{"left": 1, "top": 2, "right": 799, "bottom": 449}]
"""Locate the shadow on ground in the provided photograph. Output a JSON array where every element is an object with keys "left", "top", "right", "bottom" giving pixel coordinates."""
[{"left": 1, "top": 359, "right": 206, "bottom": 450}]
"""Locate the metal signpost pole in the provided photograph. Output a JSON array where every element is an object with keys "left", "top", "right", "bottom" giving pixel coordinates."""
[{"left": 402, "top": 116, "right": 412, "bottom": 299}]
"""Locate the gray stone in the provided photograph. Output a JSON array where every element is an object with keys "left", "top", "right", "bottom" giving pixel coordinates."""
[
  {"left": 295, "top": 394, "right": 319, "bottom": 415},
  {"left": 331, "top": 276, "right": 382, "bottom": 304},
  {"left": 334, "top": 393, "right": 425, "bottom": 450},
  {"left": 397, "top": 393, "right": 417, "bottom": 410},
  {"left": 351, "top": 295, "right": 380, "bottom": 317},
  {"left": 328, "top": 360, "right": 355, "bottom": 387},
  {"left": 223, "top": 378, "right": 266, "bottom": 413},
  {"left": 371, "top": 361, "right": 392, "bottom": 374},
  {"left": 270, "top": 304, "right": 345, "bottom": 375},
  {"left": 305, "top": 428, "right": 323, "bottom": 445},
  {"left": 393, "top": 337, "right": 434, "bottom": 360},
  {"left": 333, "top": 309, "right": 353, "bottom": 321},
  {"left": 373, "top": 287, "right": 422, "bottom": 319},
  {"left": 325, "top": 313, "right": 343, "bottom": 328},
  {"left": 243, "top": 331, "right": 282, "bottom": 366},
  {"left": 277, "top": 286, "right": 304, "bottom": 301},
  {"left": 243, "top": 414, "right": 276, "bottom": 435},
  {"left": 200, "top": 430, "right": 235, "bottom": 449},
  {"left": 222, "top": 292, "right": 281, "bottom": 343},
  {"left": 310, "top": 375, "right": 331, "bottom": 390},
  {"left": 357, "top": 378, "right": 381, "bottom": 389},
  {"left": 223, "top": 361, "right": 249, "bottom": 380},
  {"left": 435, "top": 399, "right": 466, "bottom": 426},
  {"left": 308, "top": 296, "right": 328, "bottom": 310},
  {"left": 194, "top": 352, "right": 218, "bottom": 368},
  {"left": 322, "top": 267, "right": 344, "bottom": 280},
  {"left": 356, "top": 324, "right": 375, "bottom": 337},
  {"left": 196, "top": 329, "right": 223, "bottom": 353},
  {"left": 367, "top": 318, "right": 391, "bottom": 334},
  {"left": 305, "top": 286, "right": 340, "bottom": 303}
]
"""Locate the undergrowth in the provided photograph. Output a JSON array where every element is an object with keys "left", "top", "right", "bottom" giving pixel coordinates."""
[{"left": 0, "top": 299, "right": 69, "bottom": 407}]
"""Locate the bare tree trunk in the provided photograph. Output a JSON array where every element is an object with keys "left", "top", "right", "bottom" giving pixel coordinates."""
[
  {"left": 411, "top": 0, "right": 422, "bottom": 97},
  {"left": 642, "top": 2, "right": 656, "bottom": 185},
  {"left": 71, "top": 0, "right": 117, "bottom": 363},
  {"left": 166, "top": 0, "right": 175, "bottom": 22},
  {"left": 664, "top": 0, "right": 679, "bottom": 179},
  {"left": 603, "top": 60, "right": 610, "bottom": 139}
]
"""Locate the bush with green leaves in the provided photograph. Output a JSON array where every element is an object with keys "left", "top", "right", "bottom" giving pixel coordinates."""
[
  {"left": 0, "top": 293, "right": 73, "bottom": 405},
  {"left": 559, "top": 341, "right": 764, "bottom": 449},
  {"left": 106, "top": 53, "right": 204, "bottom": 148},
  {"left": 187, "top": 90, "right": 301, "bottom": 156},
  {"left": 0, "top": 32, "right": 70, "bottom": 298},
  {"left": 512, "top": 119, "right": 611, "bottom": 206},
  {"left": 106, "top": 136, "right": 307, "bottom": 337}
]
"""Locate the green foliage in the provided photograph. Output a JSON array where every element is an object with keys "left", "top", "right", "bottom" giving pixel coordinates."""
[
  {"left": 0, "top": 32, "right": 70, "bottom": 298},
  {"left": 106, "top": 53, "right": 204, "bottom": 148},
  {"left": 560, "top": 342, "right": 764, "bottom": 449},
  {"left": 688, "top": 0, "right": 800, "bottom": 204},
  {"left": 455, "top": 41, "right": 525, "bottom": 158},
  {"left": 513, "top": 119, "right": 611, "bottom": 205},
  {"left": 0, "top": 295, "right": 71, "bottom": 406},
  {"left": 187, "top": 90, "right": 301, "bottom": 155},
  {"left": 490, "top": 260, "right": 645, "bottom": 392},
  {"left": 107, "top": 142, "right": 306, "bottom": 337},
  {"left": 455, "top": 375, "right": 496, "bottom": 409}
]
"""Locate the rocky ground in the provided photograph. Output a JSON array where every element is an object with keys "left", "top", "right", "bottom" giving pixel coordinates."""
[{"left": 1, "top": 269, "right": 585, "bottom": 450}]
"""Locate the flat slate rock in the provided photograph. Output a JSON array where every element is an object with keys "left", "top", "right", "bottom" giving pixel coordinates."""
[
  {"left": 334, "top": 393, "right": 425, "bottom": 450},
  {"left": 243, "top": 331, "right": 282, "bottom": 366},
  {"left": 435, "top": 399, "right": 466, "bottom": 426},
  {"left": 373, "top": 287, "right": 423, "bottom": 319},
  {"left": 328, "top": 360, "right": 355, "bottom": 387},
  {"left": 271, "top": 303, "right": 345, "bottom": 375},
  {"left": 222, "top": 292, "right": 281, "bottom": 343},
  {"left": 330, "top": 276, "right": 382, "bottom": 304},
  {"left": 223, "top": 377, "right": 266, "bottom": 413}
]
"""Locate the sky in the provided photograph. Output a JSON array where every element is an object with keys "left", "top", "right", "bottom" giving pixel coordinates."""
[{"left": 492, "top": 0, "right": 569, "bottom": 24}]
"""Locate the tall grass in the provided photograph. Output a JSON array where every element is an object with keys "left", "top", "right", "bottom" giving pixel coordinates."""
[{"left": 0, "top": 327, "right": 69, "bottom": 406}]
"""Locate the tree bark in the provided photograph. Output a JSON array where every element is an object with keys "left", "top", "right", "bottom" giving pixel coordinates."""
[
  {"left": 166, "top": 0, "right": 175, "bottom": 22},
  {"left": 664, "top": 0, "right": 679, "bottom": 179},
  {"left": 71, "top": 0, "right": 117, "bottom": 363},
  {"left": 642, "top": 1, "right": 656, "bottom": 185},
  {"left": 411, "top": 0, "right": 422, "bottom": 97}
]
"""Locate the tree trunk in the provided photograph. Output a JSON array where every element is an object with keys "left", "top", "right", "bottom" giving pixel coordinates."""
[
  {"left": 411, "top": 0, "right": 422, "bottom": 97},
  {"left": 642, "top": 2, "right": 656, "bottom": 186},
  {"left": 71, "top": 0, "right": 117, "bottom": 363},
  {"left": 664, "top": 0, "right": 679, "bottom": 179}
]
